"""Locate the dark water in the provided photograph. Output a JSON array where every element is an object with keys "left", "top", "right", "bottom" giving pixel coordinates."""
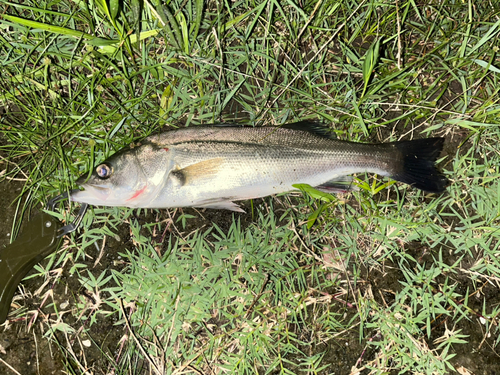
[{"left": 0, "top": 178, "right": 65, "bottom": 374}]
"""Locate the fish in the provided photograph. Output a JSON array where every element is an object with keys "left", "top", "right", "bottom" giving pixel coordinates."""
[{"left": 70, "top": 121, "right": 448, "bottom": 212}]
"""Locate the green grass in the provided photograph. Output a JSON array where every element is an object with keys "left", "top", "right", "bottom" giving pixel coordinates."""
[{"left": 1, "top": 0, "right": 500, "bottom": 374}]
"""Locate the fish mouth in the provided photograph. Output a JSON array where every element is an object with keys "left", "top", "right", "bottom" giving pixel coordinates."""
[{"left": 70, "top": 184, "right": 110, "bottom": 205}]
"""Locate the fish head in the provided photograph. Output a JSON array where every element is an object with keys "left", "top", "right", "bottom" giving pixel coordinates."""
[{"left": 71, "top": 148, "right": 151, "bottom": 207}]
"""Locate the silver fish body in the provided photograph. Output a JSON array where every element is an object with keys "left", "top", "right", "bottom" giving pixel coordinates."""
[{"left": 70, "top": 122, "right": 447, "bottom": 211}]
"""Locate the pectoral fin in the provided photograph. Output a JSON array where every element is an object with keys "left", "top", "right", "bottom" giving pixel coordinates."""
[{"left": 169, "top": 158, "right": 224, "bottom": 186}]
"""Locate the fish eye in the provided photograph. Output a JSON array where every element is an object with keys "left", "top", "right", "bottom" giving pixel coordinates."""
[{"left": 96, "top": 164, "right": 112, "bottom": 179}]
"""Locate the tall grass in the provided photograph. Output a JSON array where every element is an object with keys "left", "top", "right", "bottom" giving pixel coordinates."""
[{"left": 1, "top": 0, "right": 500, "bottom": 374}]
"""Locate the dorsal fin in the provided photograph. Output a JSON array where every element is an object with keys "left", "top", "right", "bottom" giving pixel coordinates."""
[
  {"left": 208, "top": 120, "right": 337, "bottom": 139},
  {"left": 280, "top": 121, "right": 337, "bottom": 139},
  {"left": 148, "top": 120, "right": 337, "bottom": 147}
]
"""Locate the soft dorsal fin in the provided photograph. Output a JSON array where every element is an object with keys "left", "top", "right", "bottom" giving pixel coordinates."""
[{"left": 280, "top": 121, "right": 337, "bottom": 139}]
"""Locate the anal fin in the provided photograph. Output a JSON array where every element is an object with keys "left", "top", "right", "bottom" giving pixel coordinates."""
[{"left": 314, "top": 176, "right": 359, "bottom": 194}]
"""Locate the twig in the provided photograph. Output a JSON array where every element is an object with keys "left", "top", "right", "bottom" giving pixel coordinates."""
[
  {"left": 0, "top": 357, "right": 22, "bottom": 375},
  {"left": 396, "top": 0, "right": 402, "bottom": 69},
  {"left": 244, "top": 273, "right": 270, "bottom": 319},
  {"left": 297, "top": 0, "right": 323, "bottom": 41},
  {"left": 143, "top": 0, "right": 166, "bottom": 27},
  {"left": 93, "top": 235, "right": 107, "bottom": 268},
  {"left": 119, "top": 299, "right": 162, "bottom": 375}
]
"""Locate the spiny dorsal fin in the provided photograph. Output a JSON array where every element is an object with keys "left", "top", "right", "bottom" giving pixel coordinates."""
[{"left": 280, "top": 121, "right": 337, "bottom": 139}]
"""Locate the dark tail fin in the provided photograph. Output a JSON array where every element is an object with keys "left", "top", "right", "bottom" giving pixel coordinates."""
[{"left": 390, "top": 138, "right": 448, "bottom": 193}]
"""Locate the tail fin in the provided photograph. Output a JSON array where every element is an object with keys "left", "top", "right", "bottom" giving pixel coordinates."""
[{"left": 390, "top": 138, "right": 448, "bottom": 193}]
